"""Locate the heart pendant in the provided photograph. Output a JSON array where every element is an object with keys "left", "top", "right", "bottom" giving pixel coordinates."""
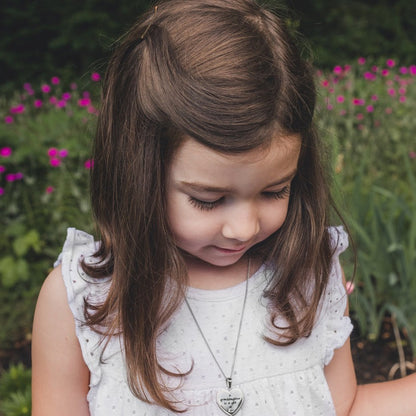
[{"left": 216, "top": 387, "right": 244, "bottom": 415}]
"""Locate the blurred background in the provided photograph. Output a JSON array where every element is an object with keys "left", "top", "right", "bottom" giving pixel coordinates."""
[
  {"left": 1, "top": 0, "right": 415, "bottom": 94},
  {"left": 0, "top": 1, "right": 415, "bottom": 414}
]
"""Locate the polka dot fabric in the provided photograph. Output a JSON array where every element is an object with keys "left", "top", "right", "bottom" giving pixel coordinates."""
[{"left": 56, "top": 226, "right": 352, "bottom": 415}]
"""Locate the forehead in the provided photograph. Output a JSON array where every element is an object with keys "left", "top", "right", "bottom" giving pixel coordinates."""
[{"left": 168, "top": 135, "right": 301, "bottom": 189}]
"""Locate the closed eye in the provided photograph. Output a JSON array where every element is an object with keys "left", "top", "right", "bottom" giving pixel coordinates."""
[
  {"left": 262, "top": 185, "right": 291, "bottom": 200},
  {"left": 188, "top": 196, "right": 223, "bottom": 211}
]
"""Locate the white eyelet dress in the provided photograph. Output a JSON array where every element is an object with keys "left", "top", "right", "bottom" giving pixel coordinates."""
[{"left": 55, "top": 226, "right": 353, "bottom": 415}]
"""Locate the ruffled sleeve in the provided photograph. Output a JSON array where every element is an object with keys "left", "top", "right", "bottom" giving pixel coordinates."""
[
  {"left": 320, "top": 226, "right": 354, "bottom": 366},
  {"left": 54, "top": 228, "right": 111, "bottom": 387}
]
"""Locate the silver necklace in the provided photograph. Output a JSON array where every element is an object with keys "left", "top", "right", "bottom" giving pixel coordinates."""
[{"left": 184, "top": 258, "right": 250, "bottom": 416}]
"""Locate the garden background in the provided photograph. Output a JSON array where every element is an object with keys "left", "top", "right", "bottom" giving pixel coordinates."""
[{"left": 1, "top": 0, "right": 415, "bottom": 414}]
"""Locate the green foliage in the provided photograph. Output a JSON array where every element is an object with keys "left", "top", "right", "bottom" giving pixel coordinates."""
[
  {"left": 0, "top": 78, "right": 97, "bottom": 349},
  {"left": 0, "top": 363, "right": 31, "bottom": 416},
  {"left": 1, "top": 0, "right": 415, "bottom": 94},
  {"left": 316, "top": 59, "right": 416, "bottom": 355},
  {"left": 288, "top": 0, "right": 416, "bottom": 69}
]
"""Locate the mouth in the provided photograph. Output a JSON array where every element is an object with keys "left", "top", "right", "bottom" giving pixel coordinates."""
[{"left": 214, "top": 246, "right": 247, "bottom": 254}]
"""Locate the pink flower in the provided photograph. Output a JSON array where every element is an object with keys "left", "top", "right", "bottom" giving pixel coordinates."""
[
  {"left": 83, "top": 91, "right": 90, "bottom": 98},
  {"left": 371, "top": 66, "right": 378, "bottom": 73},
  {"left": 59, "top": 149, "right": 68, "bottom": 158},
  {"left": 23, "top": 83, "right": 32, "bottom": 91},
  {"left": 49, "top": 96, "right": 58, "bottom": 104},
  {"left": 399, "top": 96, "right": 406, "bottom": 103},
  {"left": 344, "top": 65, "right": 351, "bottom": 73},
  {"left": 10, "top": 104, "right": 25, "bottom": 114},
  {"left": 371, "top": 95, "right": 378, "bottom": 101},
  {"left": 333, "top": 65, "right": 343, "bottom": 75},
  {"left": 339, "top": 109, "right": 347, "bottom": 116},
  {"left": 62, "top": 92, "right": 71, "bottom": 101},
  {"left": 388, "top": 88, "right": 396, "bottom": 96},
  {"left": 346, "top": 281, "right": 355, "bottom": 295},
  {"left": 84, "top": 159, "right": 94, "bottom": 169},
  {"left": 4, "top": 116, "right": 14, "bottom": 124},
  {"left": 386, "top": 59, "right": 395, "bottom": 68},
  {"left": 14, "top": 172, "right": 24, "bottom": 180},
  {"left": 336, "top": 95, "right": 345, "bottom": 103},
  {"left": 87, "top": 105, "right": 97, "bottom": 114},
  {"left": 327, "top": 104, "right": 333, "bottom": 111},
  {"left": 41, "top": 84, "right": 51, "bottom": 93},
  {"left": 366, "top": 105, "right": 374, "bottom": 112},
  {"left": 51, "top": 76, "right": 60, "bottom": 85},
  {"left": 400, "top": 67, "right": 408, "bottom": 75},
  {"left": 358, "top": 57, "right": 366, "bottom": 65},
  {"left": 91, "top": 72, "right": 101, "bottom": 81},
  {"left": 46, "top": 186, "right": 55, "bottom": 194},
  {"left": 34, "top": 99, "right": 43, "bottom": 108},
  {"left": 356, "top": 113, "right": 364, "bottom": 120},
  {"left": 0, "top": 187, "right": 4, "bottom": 196},
  {"left": 381, "top": 69, "right": 389, "bottom": 77},
  {"left": 50, "top": 158, "right": 61, "bottom": 167},
  {"left": 56, "top": 100, "right": 66, "bottom": 108},
  {"left": 321, "top": 79, "right": 329, "bottom": 87},
  {"left": 409, "top": 151, "right": 416, "bottom": 159},
  {"left": 410, "top": 66, "right": 416, "bottom": 76},
  {"left": 78, "top": 98, "right": 91, "bottom": 107},
  {"left": 352, "top": 98, "right": 365, "bottom": 106},
  {"left": 0, "top": 165, "right": 5, "bottom": 173},
  {"left": 70, "top": 82, "right": 77, "bottom": 90},
  {"left": 6, "top": 173, "right": 16, "bottom": 182},
  {"left": 48, "top": 147, "right": 58, "bottom": 157},
  {"left": 0, "top": 147, "right": 12, "bottom": 157},
  {"left": 364, "top": 72, "right": 376, "bottom": 80},
  {"left": 398, "top": 88, "right": 406, "bottom": 95}
]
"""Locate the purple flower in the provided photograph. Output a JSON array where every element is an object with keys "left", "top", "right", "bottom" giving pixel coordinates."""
[
  {"left": 78, "top": 98, "right": 91, "bottom": 107},
  {"left": 91, "top": 72, "right": 101, "bottom": 81},
  {"left": 0, "top": 147, "right": 12, "bottom": 157},
  {"left": 41, "top": 84, "right": 51, "bottom": 93},
  {"left": 358, "top": 57, "right": 366, "bottom": 65},
  {"left": 4, "top": 116, "right": 14, "bottom": 124},
  {"left": 386, "top": 59, "right": 395, "bottom": 68},
  {"left": 10, "top": 104, "right": 25, "bottom": 114},
  {"left": 51, "top": 76, "right": 60, "bottom": 85},
  {"left": 34, "top": 99, "right": 43, "bottom": 108},
  {"left": 50, "top": 158, "right": 61, "bottom": 167},
  {"left": 48, "top": 148, "right": 58, "bottom": 157},
  {"left": 59, "top": 149, "right": 68, "bottom": 158},
  {"left": 0, "top": 187, "right": 4, "bottom": 196},
  {"left": 84, "top": 159, "right": 94, "bottom": 169}
]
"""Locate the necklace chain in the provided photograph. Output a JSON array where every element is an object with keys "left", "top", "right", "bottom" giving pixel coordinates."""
[{"left": 184, "top": 258, "right": 250, "bottom": 389}]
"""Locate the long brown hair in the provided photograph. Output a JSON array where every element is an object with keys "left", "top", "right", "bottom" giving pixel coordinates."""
[{"left": 83, "top": 0, "right": 335, "bottom": 410}]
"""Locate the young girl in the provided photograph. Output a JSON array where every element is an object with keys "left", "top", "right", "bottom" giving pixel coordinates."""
[{"left": 32, "top": 0, "right": 416, "bottom": 415}]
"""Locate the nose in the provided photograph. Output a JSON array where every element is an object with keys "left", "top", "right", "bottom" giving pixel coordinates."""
[{"left": 221, "top": 202, "right": 260, "bottom": 243}]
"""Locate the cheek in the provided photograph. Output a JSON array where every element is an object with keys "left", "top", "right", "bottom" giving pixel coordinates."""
[
  {"left": 261, "top": 201, "right": 290, "bottom": 234},
  {"left": 167, "top": 197, "right": 216, "bottom": 243}
]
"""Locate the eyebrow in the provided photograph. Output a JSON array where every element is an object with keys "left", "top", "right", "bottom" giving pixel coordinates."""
[{"left": 179, "top": 169, "right": 297, "bottom": 193}]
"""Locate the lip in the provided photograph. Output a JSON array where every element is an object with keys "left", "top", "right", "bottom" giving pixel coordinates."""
[{"left": 214, "top": 246, "right": 247, "bottom": 254}]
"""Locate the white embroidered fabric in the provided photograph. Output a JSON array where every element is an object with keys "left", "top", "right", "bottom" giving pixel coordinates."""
[{"left": 55, "top": 226, "right": 352, "bottom": 415}]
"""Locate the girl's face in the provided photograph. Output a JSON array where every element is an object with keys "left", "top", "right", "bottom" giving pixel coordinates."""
[{"left": 166, "top": 135, "right": 301, "bottom": 277}]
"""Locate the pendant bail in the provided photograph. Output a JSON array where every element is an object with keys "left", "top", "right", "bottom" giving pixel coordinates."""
[{"left": 226, "top": 377, "right": 232, "bottom": 389}]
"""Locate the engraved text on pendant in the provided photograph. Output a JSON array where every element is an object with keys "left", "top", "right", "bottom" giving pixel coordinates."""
[{"left": 216, "top": 387, "right": 244, "bottom": 415}]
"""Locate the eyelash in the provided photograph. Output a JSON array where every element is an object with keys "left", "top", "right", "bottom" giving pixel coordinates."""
[{"left": 188, "top": 186, "right": 291, "bottom": 211}]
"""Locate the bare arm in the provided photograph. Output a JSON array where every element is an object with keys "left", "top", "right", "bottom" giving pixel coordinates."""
[
  {"left": 32, "top": 265, "right": 90, "bottom": 416},
  {"left": 325, "top": 270, "right": 416, "bottom": 415}
]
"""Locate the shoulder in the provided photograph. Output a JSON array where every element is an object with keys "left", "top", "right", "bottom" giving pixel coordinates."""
[{"left": 32, "top": 265, "right": 90, "bottom": 415}]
